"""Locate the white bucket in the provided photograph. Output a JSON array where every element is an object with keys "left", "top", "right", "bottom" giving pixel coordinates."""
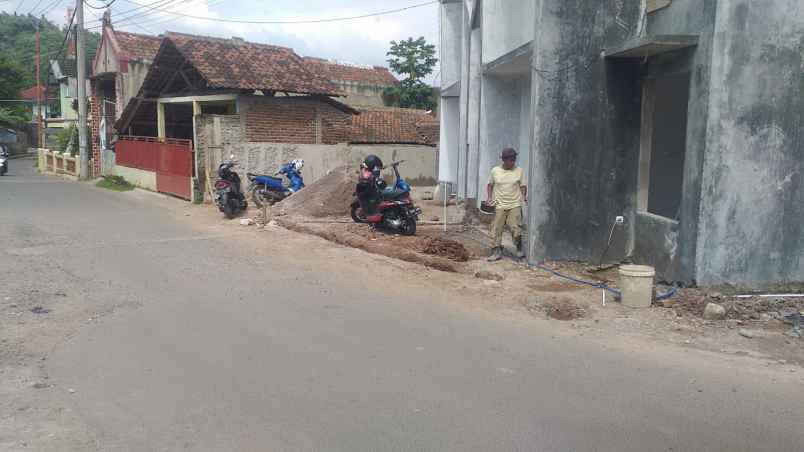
[{"left": 618, "top": 265, "right": 656, "bottom": 308}]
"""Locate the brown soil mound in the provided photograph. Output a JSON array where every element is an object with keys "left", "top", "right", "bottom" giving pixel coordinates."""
[
  {"left": 416, "top": 236, "right": 470, "bottom": 262},
  {"left": 540, "top": 296, "right": 587, "bottom": 321},
  {"left": 278, "top": 219, "right": 458, "bottom": 273},
  {"left": 278, "top": 166, "right": 356, "bottom": 217}
]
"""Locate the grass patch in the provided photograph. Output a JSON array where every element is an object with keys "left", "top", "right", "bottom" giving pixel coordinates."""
[{"left": 96, "top": 175, "right": 135, "bottom": 192}]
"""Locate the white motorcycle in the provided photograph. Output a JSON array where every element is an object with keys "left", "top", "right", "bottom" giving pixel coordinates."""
[{"left": 0, "top": 148, "right": 7, "bottom": 176}]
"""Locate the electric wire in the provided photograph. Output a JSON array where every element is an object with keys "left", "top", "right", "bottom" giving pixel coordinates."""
[{"left": 111, "top": 0, "right": 436, "bottom": 25}]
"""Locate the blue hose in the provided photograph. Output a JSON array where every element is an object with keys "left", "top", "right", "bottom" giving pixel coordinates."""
[
  {"left": 535, "top": 264, "right": 623, "bottom": 298},
  {"left": 534, "top": 264, "right": 678, "bottom": 303},
  {"left": 655, "top": 286, "right": 678, "bottom": 301}
]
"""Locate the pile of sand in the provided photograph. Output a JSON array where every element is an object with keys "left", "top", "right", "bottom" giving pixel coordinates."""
[{"left": 277, "top": 166, "right": 357, "bottom": 218}]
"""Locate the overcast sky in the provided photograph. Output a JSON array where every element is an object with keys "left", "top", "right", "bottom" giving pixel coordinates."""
[{"left": 5, "top": 0, "right": 439, "bottom": 78}]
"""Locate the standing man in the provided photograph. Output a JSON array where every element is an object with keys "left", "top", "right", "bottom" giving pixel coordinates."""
[{"left": 487, "top": 148, "right": 527, "bottom": 261}]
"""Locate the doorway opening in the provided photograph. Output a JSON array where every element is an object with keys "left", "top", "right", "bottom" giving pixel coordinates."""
[{"left": 638, "top": 73, "right": 691, "bottom": 220}]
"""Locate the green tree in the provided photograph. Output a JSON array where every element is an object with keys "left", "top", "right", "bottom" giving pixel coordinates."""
[
  {"left": 0, "top": 55, "right": 29, "bottom": 123},
  {"left": 0, "top": 54, "right": 27, "bottom": 99},
  {"left": 383, "top": 37, "right": 438, "bottom": 110},
  {"left": 0, "top": 13, "right": 100, "bottom": 90},
  {"left": 0, "top": 107, "right": 28, "bottom": 129}
]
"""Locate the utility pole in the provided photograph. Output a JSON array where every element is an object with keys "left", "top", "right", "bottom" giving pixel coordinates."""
[
  {"left": 35, "top": 20, "right": 43, "bottom": 149},
  {"left": 76, "top": 0, "right": 89, "bottom": 179}
]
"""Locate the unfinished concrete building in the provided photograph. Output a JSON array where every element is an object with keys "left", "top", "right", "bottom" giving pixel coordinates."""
[{"left": 438, "top": 0, "right": 803, "bottom": 288}]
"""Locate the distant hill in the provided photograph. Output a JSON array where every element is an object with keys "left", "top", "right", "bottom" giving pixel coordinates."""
[{"left": 0, "top": 12, "right": 100, "bottom": 90}]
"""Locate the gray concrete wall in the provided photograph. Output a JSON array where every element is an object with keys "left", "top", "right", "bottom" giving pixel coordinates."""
[
  {"left": 206, "top": 143, "right": 436, "bottom": 189},
  {"left": 438, "top": 97, "right": 460, "bottom": 184},
  {"left": 196, "top": 114, "right": 437, "bottom": 202},
  {"left": 696, "top": 0, "right": 804, "bottom": 287},
  {"left": 527, "top": 0, "right": 645, "bottom": 263},
  {"left": 440, "top": 2, "right": 464, "bottom": 88},
  {"left": 479, "top": 75, "right": 531, "bottom": 206},
  {"left": 481, "top": 0, "right": 536, "bottom": 65}
]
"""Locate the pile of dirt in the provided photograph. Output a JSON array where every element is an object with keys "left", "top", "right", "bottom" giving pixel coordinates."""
[
  {"left": 415, "top": 236, "right": 470, "bottom": 262},
  {"left": 724, "top": 297, "right": 804, "bottom": 320},
  {"left": 277, "top": 166, "right": 357, "bottom": 218},
  {"left": 539, "top": 296, "right": 587, "bottom": 321},
  {"left": 660, "top": 290, "right": 804, "bottom": 322},
  {"left": 279, "top": 219, "right": 458, "bottom": 273}
]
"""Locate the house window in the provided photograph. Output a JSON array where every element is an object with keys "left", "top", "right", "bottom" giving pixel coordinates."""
[
  {"left": 201, "top": 101, "right": 237, "bottom": 115},
  {"left": 638, "top": 73, "right": 690, "bottom": 220}
]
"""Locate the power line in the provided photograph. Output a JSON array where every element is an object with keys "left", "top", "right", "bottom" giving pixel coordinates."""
[
  {"left": 42, "top": 6, "right": 76, "bottom": 82},
  {"left": 101, "top": 0, "right": 220, "bottom": 32},
  {"left": 85, "top": 0, "right": 183, "bottom": 30},
  {"left": 13, "top": 0, "right": 28, "bottom": 14},
  {"left": 84, "top": 0, "right": 116, "bottom": 9},
  {"left": 113, "top": 0, "right": 437, "bottom": 25},
  {"left": 35, "top": 0, "right": 66, "bottom": 17},
  {"left": 84, "top": 0, "right": 183, "bottom": 26},
  {"left": 25, "top": 0, "right": 46, "bottom": 14}
]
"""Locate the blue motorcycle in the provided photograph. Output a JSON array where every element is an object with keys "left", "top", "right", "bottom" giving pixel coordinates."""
[
  {"left": 247, "top": 159, "right": 305, "bottom": 207},
  {"left": 350, "top": 160, "right": 421, "bottom": 236}
]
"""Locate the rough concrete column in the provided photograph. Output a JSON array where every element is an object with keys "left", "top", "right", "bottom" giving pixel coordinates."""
[
  {"left": 465, "top": 26, "right": 483, "bottom": 203},
  {"left": 457, "top": 7, "right": 471, "bottom": 199},
  {"left": 526, "top": 0, "right": 550, "bottom": 261}
]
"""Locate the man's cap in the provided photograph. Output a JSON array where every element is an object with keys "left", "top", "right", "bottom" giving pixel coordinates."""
[{"left": 501, "top": 148, "right": 518, "bottom": 159}]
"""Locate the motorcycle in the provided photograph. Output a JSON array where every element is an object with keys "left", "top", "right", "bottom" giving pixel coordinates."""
[
  {"left": 214, "top": 156, "right": 248, "bottom": 219},
  {"left": 350, "top": 160, "right": 421, "bottom": 236},
  {"left": 247, "top": 161, "right": 305, "bottom": 208},
  {"left": 0, "top": 145, "right": 7, "bottom": 176}
]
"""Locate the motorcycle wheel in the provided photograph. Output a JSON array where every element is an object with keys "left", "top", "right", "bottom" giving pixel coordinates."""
[
  {"left": 251, "top": 187, "right": 267, "bottom": 208},
  {"left": 350, "top": 204, "right": 366, "bottom": 223},
  {"left": 222, "top": 195, "right": 237, "bottom": 219},
  {"left": 400, "top": 216, "right": 417, "bottom": 236}
]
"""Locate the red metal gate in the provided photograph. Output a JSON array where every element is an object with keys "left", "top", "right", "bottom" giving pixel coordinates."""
[
  {"left": 156, "top": 139, "right": 193, "bottom": 200},
  {"left": 117, "top": 136, "right": 193, "bottom": 200}
]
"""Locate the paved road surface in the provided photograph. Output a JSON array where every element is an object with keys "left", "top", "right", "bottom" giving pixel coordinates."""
[{"left": 2, "top": 160, "right": 803, "bottom": 451}]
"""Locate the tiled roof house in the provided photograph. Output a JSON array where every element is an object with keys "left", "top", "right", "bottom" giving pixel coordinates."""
[
  {"left": 350, "top": 106, "right": 439, "bottom": 146},
  {"left": 303, "top": 57, "right": 398, "bottom": 107},
  {"left": 165, "top": 33, "right": 341, "bottom": 96},
  {"left": 114, "top": 32, "right": 354, "bottom": 139},
  {"left": 89, "top": 12, "right": 163, "bottom": 174}
]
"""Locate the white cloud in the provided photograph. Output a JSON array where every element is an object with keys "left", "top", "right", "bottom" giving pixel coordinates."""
[
  {"left": 113, "top": 0, "right": 439, "bottom": 68},
  {"left": 2, "top": 0, "right": 440, "bottom": 78}
]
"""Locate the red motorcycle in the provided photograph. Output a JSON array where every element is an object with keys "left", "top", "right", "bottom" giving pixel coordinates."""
[{"left": 350, "top": 161, "right": 421, "bottom": 236}]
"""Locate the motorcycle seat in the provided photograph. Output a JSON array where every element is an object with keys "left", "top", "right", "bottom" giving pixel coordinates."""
[
  {"left": 381, "top": 188, "right": 409, "bottom": 200},
  {"left": 251, "top": 174, "right": 283, "bottom": 183}
]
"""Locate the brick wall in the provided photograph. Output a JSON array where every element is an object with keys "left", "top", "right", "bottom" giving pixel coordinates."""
[
  {"left": 88, "top": 94, "right": 101, "bottom": 176},
  {"left": 244, "top": 97, "right": 353, "bottom": 144}
]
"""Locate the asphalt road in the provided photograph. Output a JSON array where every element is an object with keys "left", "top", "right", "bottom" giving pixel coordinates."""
[{"left": 2, "top": 160, "right": 803, "bottom": 452}]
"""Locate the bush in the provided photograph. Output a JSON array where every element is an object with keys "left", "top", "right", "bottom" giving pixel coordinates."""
[
  {"left": 53, "top": 124, "right": 78, "bottom": 155},
  {"left": 96, "top": 175, "right": 134, "bottom": 192}
]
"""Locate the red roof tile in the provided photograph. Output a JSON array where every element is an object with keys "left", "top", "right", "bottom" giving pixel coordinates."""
[
  {"left": 20, "top": 86, "right": 46, "bottom": 100},
  {"left": 114, "top": 31, "right": 162, "bottom": 62},
  {"left": 303, "top": 57, "right": 398, "bottom": 86},
  {"left": 165, "top": 33, "right": 342, "bottom": 97},
  {"left": 349, "top": 106, "right": 439, "bottom": 145}
]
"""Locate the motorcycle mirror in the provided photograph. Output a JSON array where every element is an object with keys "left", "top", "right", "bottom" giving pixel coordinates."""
[{"left": 229, "top": 154, "right": 235, "bottom": 160}]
